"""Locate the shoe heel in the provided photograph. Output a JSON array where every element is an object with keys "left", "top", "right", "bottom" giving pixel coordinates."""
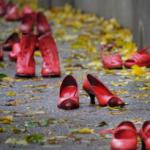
[
  {"left": 85, "top": 90, "right": 95, "bottom": 104},
  {"left": 142, "top": 140, "right": 145, "bottom": 150}
]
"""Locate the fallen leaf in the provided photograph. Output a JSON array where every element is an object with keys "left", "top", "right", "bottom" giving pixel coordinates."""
[
  {"left": 0, "top": 116, "right": 13, "bottom": 124},
  {"left": 71, "top": 128, "right": 94, "bottom": 134}
]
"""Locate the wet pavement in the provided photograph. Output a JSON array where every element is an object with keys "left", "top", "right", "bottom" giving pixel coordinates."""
[{"left": 0, "top": 11, "right": 150, "bottom": 150}]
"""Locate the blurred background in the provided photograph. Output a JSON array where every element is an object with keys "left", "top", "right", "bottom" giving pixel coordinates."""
[{"left": 13, "top": 0, "right": 150, "bottom": 48}]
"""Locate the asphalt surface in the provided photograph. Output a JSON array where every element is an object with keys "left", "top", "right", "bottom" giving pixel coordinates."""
[{"left": 0, "top": 20, "right": 150, "bottom": 150}]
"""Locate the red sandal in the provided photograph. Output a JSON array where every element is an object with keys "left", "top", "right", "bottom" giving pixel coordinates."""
[
  {"left": 83, "top": 74, "right": 125, "bottom": 107},
  {"left": 100, "top": 44, "right": 123, "bottom": 69},
  {"left": 58, "top": 75, "right": 79, "bottom": 110},
  {"left": 124, "top": 46, "right": 150, "bottom": 68},
  {"left": 139, "top": 121, "right": 150, "bottom": 150},
  {"left": 100, "top": 121, "right": 138, "bottom": 150}
]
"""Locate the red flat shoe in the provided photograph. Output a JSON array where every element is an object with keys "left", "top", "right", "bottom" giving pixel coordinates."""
[
  {"left": 100, "top": 121, "right": 138, "bottom": 150},
  {"left": 38, "top": 32, "right": 61, "bottom": 77},
  {"left": 36, "top": 12, "right": 51, "bottom": 35},
  {"left": 100, "top": 44, "right": 123, "bottom": 69},
  {"left": 58, "top": 75, "right": 79, "bottom": 110},
  {"left": 0, "top": 0, "right": 6, "bottom": 16},
  {"left": 4, "top": 3, "right": 21, "bottom": 21},
  {"left": 20, "top": 13, "right": 36, "bottom": 34},
  {"left": 139, "top": 121, "right": 150, "bottom": 150},
  {"left": 16, "top": 33, "right": 36, "bottom": 77},
  {"left": 9, "top": 42, "right": 21, "bottom": 61},
  {"left": 83, "top": 74, "right": 125, "bottom": 107},
  {"left": 0, "top": 44, "right": 3, "bottom": 61},
  {"left": 124, "top": 46, "right": 150, "bottom": 68},
  {"left": 3, "top": 32, "right": 19, "bottom": 51}
]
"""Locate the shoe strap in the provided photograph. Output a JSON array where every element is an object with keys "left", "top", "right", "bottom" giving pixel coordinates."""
[
  {"left": 139, "top": 46, "right": 150, "bottom": 54},
  {"left": 99, "top": 129, "right": 114, "bottom": 135}
]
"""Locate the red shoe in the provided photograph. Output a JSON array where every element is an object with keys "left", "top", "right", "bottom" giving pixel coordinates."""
[
  {"left": 9, "top": 42, "right": 21, "bottom": 61},
  {"left": 0, "top": 44, "right": 3, "bottom": 61},
  {"left": 0, "top": 0, "right": 6, "bottom": 16},
  {"left": 20, "top": 5, "right": 33, "bottom": 18},
  {"left": 58, "top": 75, "right": 79, "bottom": 110},
  {"left": 20, "top": 13, "right": 36, "bottom": 34},
  {"left": 36, "top": 12, "right": 51, "bottom": 35},
  {"left": 139, "top": 121, "right": 150, "bottom": 150},
  {"left": 4, "top": 3, "right": 21, "bottom": 21},
  {"left": 3, "top": 32, "right": 19, "bottom": 51},
  {"left": 124, "top": 46, "right": 150, "bottom": 68},
  {"left": 83, "top": 74, "right": 125, "bottom": 107},
  {"left": 100, "top": 121, "right": 138, "bottom": 150},
  {"left": 100, "top": 44, "right": 123, "bottom": 69},
  {"left": 16, "top": 33, "right": 36, "bottom": 77},
  {"left": 38, "top": 32, "right": 61, "bottom": 77}
]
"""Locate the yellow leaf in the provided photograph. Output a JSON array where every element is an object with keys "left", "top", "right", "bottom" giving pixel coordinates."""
[
  {"left": 6, "top": 91, "right": 16, "bottom": 97},
  {"left": 71, "top": 128, "right": 94, "bottom": 134},
  {"left": 34, "top": 51, "right": 41, "bottom": 57},
  {"left": 0, "top": 116, "right": 13, "bottom": 124},
  {"left": 131, "top": 65, "right": 146, "bottom": 76}
]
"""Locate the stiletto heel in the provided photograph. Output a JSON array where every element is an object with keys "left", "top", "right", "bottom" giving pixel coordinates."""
[
  {"left": 85, "top": 91, "right": 95, "bottom": 104},
  {"left": 83, "top": 74, "right": 125, "bottom": 107}
]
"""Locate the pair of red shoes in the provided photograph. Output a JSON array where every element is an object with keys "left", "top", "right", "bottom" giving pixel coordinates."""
[
  {"left": 15, "top": 32, "right": 61, "bottom": 77},
  {"left": 100, "top": 44, "right": 150, "bottom": 69},
  {"left": 58, "top": 74, "right": 125, "bottom": 110},
  {"left": 0, "top": 0, "right": 33, "bottom": 21},
  {"left": 100, "top": 121, "right": 150, "bottom": 150}
]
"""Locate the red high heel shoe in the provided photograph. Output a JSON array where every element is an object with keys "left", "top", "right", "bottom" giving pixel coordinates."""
[
  {"left": 36, "top": 12, "right": 51, "bottom": 35},
  {"left": 0, "top": 0, "right": 6, "bottom": 17},
  {"left": 4, "top": 3, "right": 21, "bottom": 21},
  {"left": 124, "top": 46, "right": 150, "bottom": 68},
  {"left": 16, "top": 33, "right": 36, "bottom": 77},
  {"left": 9, "top": 42, "right": 21, "bottom": 61},
  {"left": 139, "top": 121, "right": 150, "bottom": 150},
  {"left": 58, "top": 75, "right": 79, "bottom": 110},
  {"left": 3, "top": 32, "right": 19, "bottom": 51},
  {"left": 100, "top": 44, "right": 123, "bottom": 69},
  {"left": 0, "top": 44, "right": 3, "bottom": 61},
  {"left": 20, "top": 13, "right": 36, "bottom": 34},
  {"left": 83, "top": 74, "right": 125, "bottom": 107},
  {"left": 38, "top": 32, "right": 61, "bottom": 77}
]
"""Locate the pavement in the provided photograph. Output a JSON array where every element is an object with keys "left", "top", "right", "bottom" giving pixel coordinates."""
[{"left": 0, "top": 15, "right": 150, "bottom": 150}]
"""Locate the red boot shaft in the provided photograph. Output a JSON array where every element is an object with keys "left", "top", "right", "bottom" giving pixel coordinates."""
[
  {"left": 38, "top": 32, "right": 61, "bottom": 77},
  {"left": 36, "top": 12, "right": 51, "bottom": 35},
  {"left": 16, "top": 33, "right": 36, "bottom": 77}
]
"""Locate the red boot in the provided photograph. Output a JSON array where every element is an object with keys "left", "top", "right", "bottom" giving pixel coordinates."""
[
  {"left": 38, "top": 32, "right": 61, "bottom": 77},
  {"left": 36, "top": 12, "right": 51, "bottom": 35},
  {"left": 20, "top": 13, "right": 36, "bottom": 34},
  {"left": 9, "top": 42, "right": 21, "bottom": 61},
  {"left": 4, "top": 3, "right": 21, "bottom": 21},
  {"left": 124, "top": 46, "right": 150, "bottom": 68},
  {"left": 100, "top": 44, "right": 123, "bottom": 69},
  {"left": 58, "top": 75, "right": 79, "bottom": 110},
  {"left": 0, "top": 44, "right": 3, "bottom": 61},
  {"left": 83, "top": 74, "right": 125, "bottom": 107},
  {"left": 0, "top": 0, "right": 6, "bottom": 17},
  {"left": 16, "top": 33, "right": 36, "bottom": 77},
  {"left": 3, "top": 32, "right": 19, "bottom": 51},
  {"left": 20, "top": 5, "right": 33, "bottom": 18},
  {"left": 139, "top": 121, "right": 150, "bottom": 150}
]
